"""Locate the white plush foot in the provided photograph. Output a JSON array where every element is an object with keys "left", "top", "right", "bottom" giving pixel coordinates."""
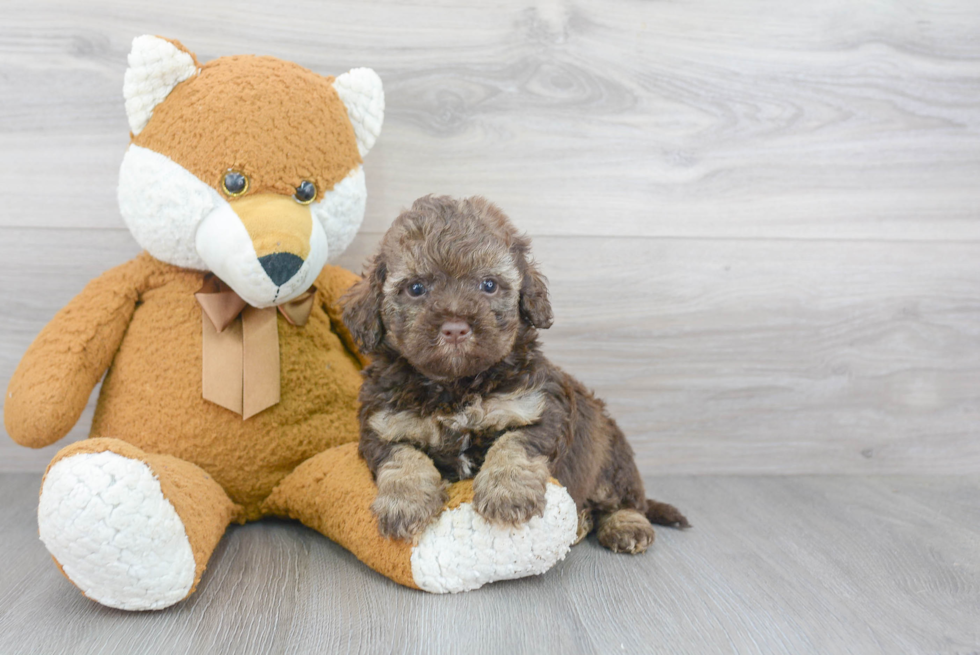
[
  {"left": 38, "top": 451, "right": 196, "bottom": 610},
  {"left": 410, "top": 482, "right": 578, "bottom": 593}
]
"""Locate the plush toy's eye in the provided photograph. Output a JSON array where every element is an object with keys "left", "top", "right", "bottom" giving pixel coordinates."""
[
  {"left": 294, "top": 181, "right": 317, "bottom": 205},
  {"left": 221, "top": 171, "right": 249, "bottom": 197},
  {"left": 480, "top": 279, "right": 497, "bottom": 294},
  {"left": 408, "top": 282, "right": 427, "bottom": 297}
]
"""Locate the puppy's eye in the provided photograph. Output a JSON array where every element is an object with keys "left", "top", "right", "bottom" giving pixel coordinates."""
[
  {"left": 480, "top": 279, "right": 497, "bottom": 294},
  {"left": 221, "top": 170, "right": 249, "bottom": 197},
  {"left": 294, "top": 180, "right": 317, "bottom": 205},
  {"left": 408, "top": 282, "right": 427, "bottom": 297}
]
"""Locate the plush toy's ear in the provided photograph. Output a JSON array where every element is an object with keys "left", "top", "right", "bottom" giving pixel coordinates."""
[
  {"left": 515, "top": 242, "right": 553, "bottom": 330},
  {"left": 333, "top": 68, "right": 385, "bottom": 157},
  {"left": 123, "top": 35, "right": 199, "bottom": 136},
  {"left": 341, "top": 255, "right": 388, "bottom": 353}
]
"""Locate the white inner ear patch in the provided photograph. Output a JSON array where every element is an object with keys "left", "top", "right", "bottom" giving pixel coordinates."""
[
  {"left": 333, "top": 68, "right": 385, "bottom": 157},
  {"left": 124, "top": 35, "right": 198, "bottom": 135}
]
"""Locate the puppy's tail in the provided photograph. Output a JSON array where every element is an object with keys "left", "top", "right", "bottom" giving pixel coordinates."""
[{"left": 645, "top": 498, "right": 691, "bottom": 529}]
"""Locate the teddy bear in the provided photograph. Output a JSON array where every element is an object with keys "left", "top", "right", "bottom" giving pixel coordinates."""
[{"left": 3, "top": 36, "right": 577, "bottom": 610}]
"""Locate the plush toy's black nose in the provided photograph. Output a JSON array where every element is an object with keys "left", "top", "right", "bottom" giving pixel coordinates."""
[{"left": 259, "top": 253, "right": 304, "bottom": 286}]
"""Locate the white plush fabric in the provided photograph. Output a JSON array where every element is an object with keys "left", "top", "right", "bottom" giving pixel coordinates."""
[
  {"left": 333, "top": 68, "right": 385, "bottom": 157},
  {"left": 38, "top": 452, "right": 196, "bottom": 611},
  {"left": 410, "top": 483, "right": 578, "bottom": 593},
  {"left": 312, "top": 165, "right": 367, "bottom": 262},
  {"left": 119, "top": 144, "right": 214, "bottom": 270},
  {"left": 195, "top": 200, "right": 328, "bottom": 308},
  {"left": 124, "top": 36, "right": 198, "bottom": 135}
]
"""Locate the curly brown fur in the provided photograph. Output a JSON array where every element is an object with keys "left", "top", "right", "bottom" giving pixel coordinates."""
[
  {"left": 371, "top": 445, "right": 448, "bottom": 541},
  {"left": 342, "top": 195, "right": 688, "bottom": 545},
  {"left": 472, "top": 431, "right": 550, "bottom": 525},
  {"left": 597, "top": 509, "right": 656, "bottom": 554}
]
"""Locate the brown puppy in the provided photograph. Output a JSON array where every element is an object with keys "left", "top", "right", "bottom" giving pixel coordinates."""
[{"left": 342, "top": 195, "right": 688, "bottom": 553}]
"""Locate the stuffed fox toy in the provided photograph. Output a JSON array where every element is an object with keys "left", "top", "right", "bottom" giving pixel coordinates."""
[{"left": 4, "top": 36, "right": 577, "bottom": 610}]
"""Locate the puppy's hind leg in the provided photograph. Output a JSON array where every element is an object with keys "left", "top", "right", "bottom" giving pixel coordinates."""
[
  {"left": 591, "top": 458, "right": 659, "bottom": 554},
  {"left": 592, "top": 425, "right": 688, "bottom": 553},
  {"left": 596, "top": 508, "right": 657, "bottom": 554},
  {"left": 595, "top": 496, "right": 689, "bottom": 553},
  {"left": 594, "top": 494, "right": 689, "bottom": 553}
]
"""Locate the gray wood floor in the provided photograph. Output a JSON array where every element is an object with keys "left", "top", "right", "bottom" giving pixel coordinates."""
[
  {"left": 2, "top": 3, "right": 979, "bottom": 653},
  {"left": 1, "top": 472, "right": 977, "bottom": 655}
]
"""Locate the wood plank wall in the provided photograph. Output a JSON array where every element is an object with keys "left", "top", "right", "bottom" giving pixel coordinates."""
[{"left": 2, "top": 0, "right": 978, "bottom": 474}]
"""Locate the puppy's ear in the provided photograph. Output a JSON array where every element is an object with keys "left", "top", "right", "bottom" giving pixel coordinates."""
[
  {"left": 341, "top": 256, "right": 387, "bottom": 353},
  {"left": 515, "top": 244, "right": 553, "bottom": 330}
]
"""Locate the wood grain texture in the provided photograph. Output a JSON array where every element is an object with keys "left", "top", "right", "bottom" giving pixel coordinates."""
[
  {"left": 1, "top": 472, "right": 978, "bottom": 654},
  {"left": 3, "top": 230, "right": 979, "bottom": 474},
  {"left": 1, "top": 0, "right": 979, "bottom": 239},
  {"left": 2, "top": 0, "right": 980, "bottom": 475}
]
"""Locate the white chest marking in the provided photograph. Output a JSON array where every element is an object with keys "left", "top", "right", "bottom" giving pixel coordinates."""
[{"left": 368, "top": 389, "right": 546, "bottom": 447}]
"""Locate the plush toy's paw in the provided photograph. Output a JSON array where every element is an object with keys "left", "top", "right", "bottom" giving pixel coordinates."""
[
  {"left": 39, "top": 451, "right": 197, "bottom": 610},
  {"left": 596, "top": 509, "right": 657, "bottom": 554},
  {"left": 410, "top": 481, "right": 578, "bottom": 593},
  {"left": 472, "top": 462, "right": 548, "bottom": 526}
]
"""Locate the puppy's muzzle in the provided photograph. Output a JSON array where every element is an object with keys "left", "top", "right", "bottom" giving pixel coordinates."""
[{"left": 440, "top": 320, "right": 472, "bottom": 345}]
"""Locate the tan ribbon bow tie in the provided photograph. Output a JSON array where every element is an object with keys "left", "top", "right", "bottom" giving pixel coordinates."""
[{"left": 195, "top": 274, "right": 316, "bottom": 419}]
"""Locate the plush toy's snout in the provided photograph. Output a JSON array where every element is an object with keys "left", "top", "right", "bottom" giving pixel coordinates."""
[
  {"left": 232, "top": 193, "right": 313, "bottom": 286},
  {"left": 194, "top": 195, "right": 329, "bottom": 308}
]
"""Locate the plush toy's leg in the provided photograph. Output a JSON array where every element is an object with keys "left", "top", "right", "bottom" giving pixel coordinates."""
[
  {"left": 263, "top": 443, "right": 578, "bottom": 593},
  {"left": 38, "top": 438, "right": 239, "bottom": 610}
]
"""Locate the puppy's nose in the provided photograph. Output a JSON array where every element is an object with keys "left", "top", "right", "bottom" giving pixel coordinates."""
[{"left": 440, "top": 320, "right": 472, "bottom": 345}]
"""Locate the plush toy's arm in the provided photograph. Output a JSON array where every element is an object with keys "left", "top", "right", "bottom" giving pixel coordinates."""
[
  {"left": 5, "top": 254, "right": 157, "bottom": 448},
  {"left": 315, "top": 264, "right": 370, "bottom": 368}
]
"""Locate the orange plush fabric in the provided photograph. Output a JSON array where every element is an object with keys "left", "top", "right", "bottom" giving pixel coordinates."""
[
  {"left": 7, "top": 255, "right": 365, "bottom": 521},
  {"left": 264, "top": 442, "right": 420, "bottom": 588},
  {"left": 134, "top": 55, "right": 361, "bottom": 201}
]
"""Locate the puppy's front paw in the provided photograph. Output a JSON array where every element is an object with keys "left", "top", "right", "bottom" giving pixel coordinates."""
[
  {"left": 473, "top": 464, "right": 548, "bottom": 526},
  {"left": 372, "top": 488, "right": 446, "bottom": 541},
  {"left": 371, "top": 447, "right": 448, "bottom": 541}
]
